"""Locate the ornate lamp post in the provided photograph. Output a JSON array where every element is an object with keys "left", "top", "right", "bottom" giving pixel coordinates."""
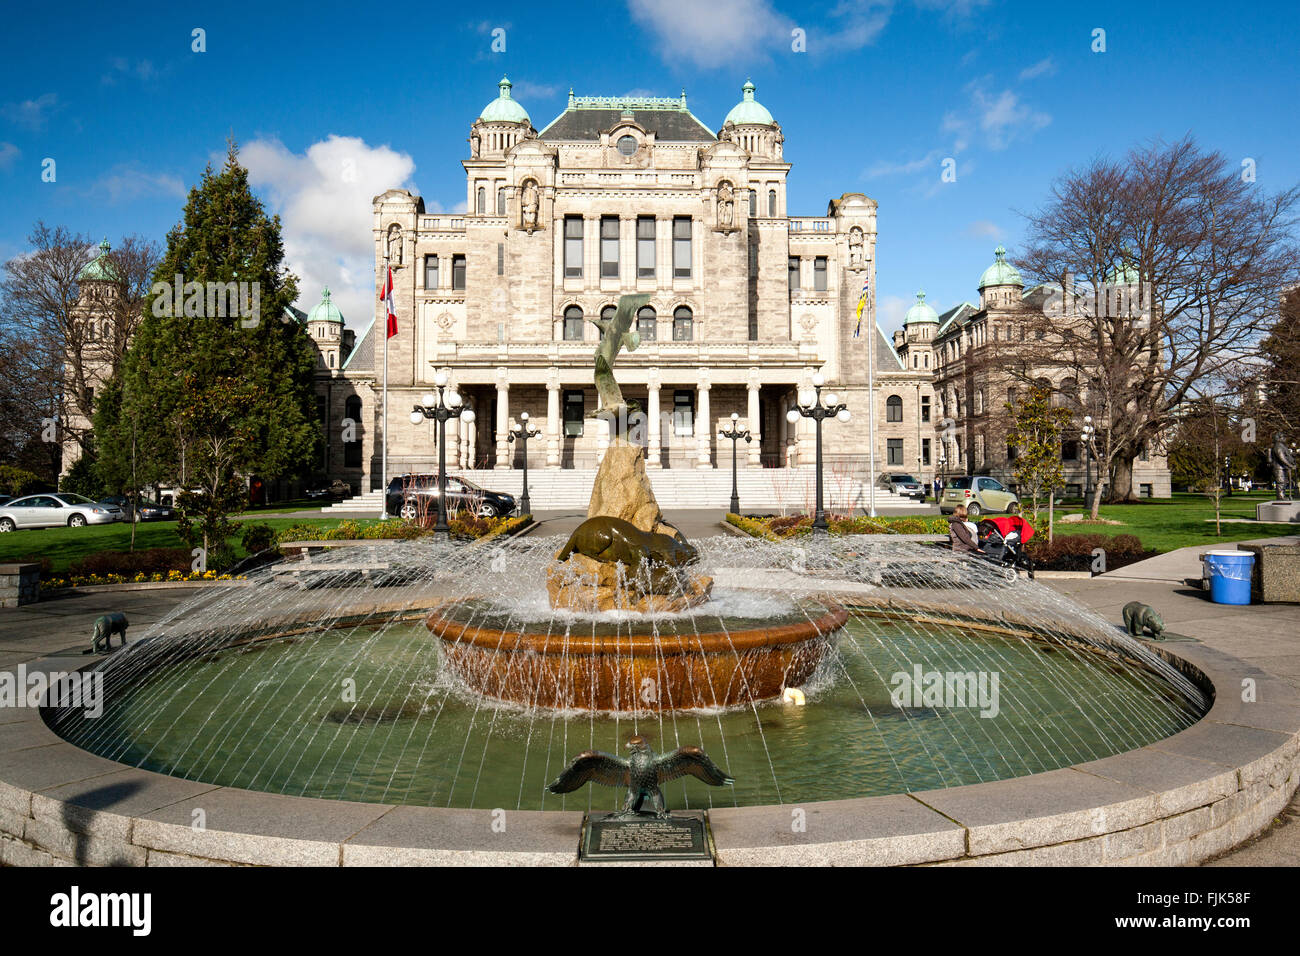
[
  {"left": 410, "top": 371, "right": 476, "bottom": 535},
  {"left": 787, "top": 373, "right": 851, "bottom": 534},
  {"left": 1081, "top": 416, "right": 1096, "bottom": 503},
  {"left": 718, "top": 412, "right": 751, "bottom": 514},
  {"left": 508, "top": 411, "right": 541, "bottom": 516}
]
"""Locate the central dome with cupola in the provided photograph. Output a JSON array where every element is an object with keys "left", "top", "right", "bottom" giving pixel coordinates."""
[{"left": 478, "top": 76, "right": 530, "bottom": 124}]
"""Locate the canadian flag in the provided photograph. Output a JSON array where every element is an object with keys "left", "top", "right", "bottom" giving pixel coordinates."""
[{"left": 381, "top": 266, "right": 397, "bottom": 339}]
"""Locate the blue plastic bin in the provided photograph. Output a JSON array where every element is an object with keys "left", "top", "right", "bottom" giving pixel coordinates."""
[{"left": 1203, "top": 550, "right": 1254, "bottom": 605}]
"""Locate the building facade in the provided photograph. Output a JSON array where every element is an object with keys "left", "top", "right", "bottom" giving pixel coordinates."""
[
  {"left": 347, "top": 78, "right": 934, "bottom": 492},
  {"left": 66, "top": 79, "right": 1169, "bottom": 502}
]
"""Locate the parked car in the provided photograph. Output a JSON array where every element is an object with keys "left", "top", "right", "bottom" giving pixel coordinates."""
[
  {"left": 878, "top": 473, "right": 926, "bottom": 500},
  {"left": 305, "top": 479, "right": 352, "bottom": 500},
  {"left": 939, "top": 476, "right": 1020, "bottom": 517},
  {"left": 0, "top": 493, "right": 125, "bottom": 531},
  {"left": 385, "top": 474, "right": 517, "bottom": 520},
  {"left": 136, "top": 501, "right": 176, "bottom": 522}
]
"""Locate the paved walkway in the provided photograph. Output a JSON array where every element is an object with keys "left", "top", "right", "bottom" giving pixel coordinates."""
[{"left": 2, "top": 534, "right": 1296, "bottom": 866}]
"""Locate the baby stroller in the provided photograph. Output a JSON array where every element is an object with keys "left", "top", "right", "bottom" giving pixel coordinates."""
[{"left": 977, "top": 515, "right": 1036, "bottom": 580}]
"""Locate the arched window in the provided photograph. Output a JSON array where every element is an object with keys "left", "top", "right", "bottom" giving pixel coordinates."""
[
  {"left": 748, "top": 191, "right": 756, "bottom": 217},
  {"left": 344, "top": 396, "right": 362, "bottom": 467},
  {"left": 673, "top": 306, "right": 693, "bottom": 341},
  {"left": 476, "top": 187, "right": 486, "bottom": 214},
  {"left": 496, "top": 187, "right": 506, "bottom": 216},
  {"left": 767, "top": 189, "right": 777, "bottom": 217},
  {"left": 563, "top": 306, "right": 584, "bottom": 341},
  {"left": 975, "top": 389, "right": 984, "bottom": 415},
  {"left": 328, "top": 353, "right": 335, "bottom": 369},
  {"left": 886, "top": 394, "right": 903, "bottom": 422},
  {"left": 636, "top": 305, "right": 656, "bottom": 341}
]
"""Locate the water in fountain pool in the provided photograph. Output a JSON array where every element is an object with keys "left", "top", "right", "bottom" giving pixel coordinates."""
[{"left": 44, "top": 534, "right": 1207, "bottom": 813}]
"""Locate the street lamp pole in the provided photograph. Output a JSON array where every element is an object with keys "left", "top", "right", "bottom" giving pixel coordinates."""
[
  {"left": 787, "top": 373, "right": 850, "bottom": 534},
  {"left": 719, "top": 412, "right": 751, "bottom": 514},
  {"left": 508, "top": 411, "right": 541, "bottom": 516},
  {"left": 410, "top": 371, "right": 476, "bottom": 535},
  {"left": 1082, "top": 415, "right": 1095, "bottom": 504}
]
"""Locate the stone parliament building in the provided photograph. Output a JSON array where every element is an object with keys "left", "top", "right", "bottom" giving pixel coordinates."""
[{"left": 68, "top": 78, "right": 1169, "bottom": 505}]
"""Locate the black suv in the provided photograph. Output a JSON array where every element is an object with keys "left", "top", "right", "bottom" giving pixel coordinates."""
[{"left": 385, "top": 474, "right": 517, "bottom": 520}]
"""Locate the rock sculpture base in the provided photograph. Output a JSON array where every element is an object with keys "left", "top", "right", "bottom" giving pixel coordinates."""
[{"left": 546, "top": 553, "right": 713, "bottom": 614}]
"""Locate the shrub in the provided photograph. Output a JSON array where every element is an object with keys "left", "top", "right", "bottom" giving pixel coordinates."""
[
  {"left": 17, "top": 553, "right": 53, "bottom": 576},
  {"left": 240, "top": 522, "right": 278, "bottom": 556},
  {"left": 0, "top": 465, "right": 44, "bottom": 497},
  {"left": 67, "top": 548, "right": 192, "bottom": 577}
]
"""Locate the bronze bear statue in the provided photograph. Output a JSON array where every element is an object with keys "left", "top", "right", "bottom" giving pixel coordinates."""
[
  {"left": 86, "top": 612, "right": 129, "bottom": 654},
  {"left": 1122, "top": 601, "right": 1166, "bottom": 640},
  {"left": 556, "top": 516, "right": 698, "bottom": 592}
]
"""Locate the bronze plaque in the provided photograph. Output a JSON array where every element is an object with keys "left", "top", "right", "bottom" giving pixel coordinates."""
[{"left": 581, "top": 811, "right": 715, "bottom": 863}]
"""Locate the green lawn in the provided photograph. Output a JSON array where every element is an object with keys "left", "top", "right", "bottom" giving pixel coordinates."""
[
  {"left": 1039, "top": 492, "right": 1296, "bottom": 553},
  {"left": 0, "top": 517, "right": 369, "bottom": 572}
]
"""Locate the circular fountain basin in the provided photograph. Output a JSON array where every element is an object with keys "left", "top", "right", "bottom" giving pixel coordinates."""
[{"left": 426, "top": 599, "right": 848, "bottom": 712}]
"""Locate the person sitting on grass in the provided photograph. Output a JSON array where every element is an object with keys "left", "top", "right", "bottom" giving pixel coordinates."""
[{"left": 948, "top": 504, "right": 984, "bottom": 554}]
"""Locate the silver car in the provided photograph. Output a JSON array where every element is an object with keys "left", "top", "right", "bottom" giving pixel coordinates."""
[{"left": 0, "top": 493, "right": 124, "bottom": 531}]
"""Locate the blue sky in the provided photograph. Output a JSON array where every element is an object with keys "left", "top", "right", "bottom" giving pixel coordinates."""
[{"left": 2, "top": 0, "right": 1298, "bottom": 333}]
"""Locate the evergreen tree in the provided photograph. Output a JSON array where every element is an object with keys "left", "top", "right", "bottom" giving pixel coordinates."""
[
  {"left": 1006, "top": 383, "right": 1072, "bottom": 540},
  {"left": 106, "top": 141, "right": 317, "bottom": 561}
]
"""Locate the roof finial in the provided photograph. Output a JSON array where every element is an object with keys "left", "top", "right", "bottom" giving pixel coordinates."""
[
  {"left": 499, "top": 76, "right": 512, "bottom": 97},
  {"left": 680, "top": 88, "right": 687, "bottom": 108},
  {"left": 568, "top": 87, "right": 575, "bottom": 107},
  {"left": 742, "top": 79, "right": 755, "bottom": 99},
  {"left": 994, "top": 244, "right": 1007, "bottom": 259},
  {"left": 916, "top": 289, "right": 926, "bottom": 302},
  {"left": 322, "top": 287, "right": 331, "bottom": 300}
]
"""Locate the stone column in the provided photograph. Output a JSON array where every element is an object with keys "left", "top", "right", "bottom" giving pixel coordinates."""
[
  {"left": 778, "top": 387, "right": 789, "bottom": 466},
  {"left": 446, "top": 408, "right": 460, "bottom": 470},
  {"left": 546, "top": 370, "right": 561, "bottom": 469},
  {"left": 465, "top": 397, "right": 477, "bottom": 469},
  {"left": 646, "top": 368, "right": 662, "bottom": 468},
  {"left": 747, "top": 368, "right": 762, "bottom": 467},
  {"left": 495, "top": 367, "right": 510, "bottom": 469},
  {"left": 695, "top": 371, "right": 712, "bottom": 469}
]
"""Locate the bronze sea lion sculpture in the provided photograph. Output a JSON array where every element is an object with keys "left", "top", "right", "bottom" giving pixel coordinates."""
[
  {"left": 86, "top": 612, "right": 129, "bottom": 654},
  {"left": 556, "top": 515, "right": 698, "bottom": 569},
  {"left": 1122, "top": 601, "right": 1166, "bottom": 640}
]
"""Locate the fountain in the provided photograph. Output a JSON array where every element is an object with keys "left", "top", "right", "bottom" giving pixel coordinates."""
[
  {"left": 36, "top": 295, "right": 1214, "bottom": 829},
  {"left": 426, "top": 295, "right": 845, "bottom": 712}
]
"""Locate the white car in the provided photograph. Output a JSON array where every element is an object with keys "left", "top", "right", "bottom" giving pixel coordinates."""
[{"left": 0, "top": 493, "right": 125, "bottom": 531}]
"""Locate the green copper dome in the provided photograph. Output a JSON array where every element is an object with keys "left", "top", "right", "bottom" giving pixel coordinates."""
[
  {"left": 977, "top": 245, "right": 1023, "bottom": 290},
  {"left": 723, "top": 80, "right": 774, "bottom": 126},
  {"left": 78, "top": 238, "right": 119, "bottom": 282},
  {"left": 306, "top": 287, "right": 344, "bottom": 325},
  {"left": 1106, "top": 260, "right": 1140, "bottom": 285},
  {"left": 479, "top": 76, "right": 530, "bottom": 124},
  {"left": 903, "top": 290, "right": 939, "bottom": 325}
]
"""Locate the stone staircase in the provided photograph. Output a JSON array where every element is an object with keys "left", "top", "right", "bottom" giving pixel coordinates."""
[
  {"left": 324, "top": 470, "right": 924, "bottom": 514},
  {"left": 387, "top": 468, "right": 920, "bottom": 513}
]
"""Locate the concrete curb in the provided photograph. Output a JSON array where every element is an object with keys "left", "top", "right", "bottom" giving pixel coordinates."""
[{"left": 1, "top": 597, "right": 1296, "bottom": 867}]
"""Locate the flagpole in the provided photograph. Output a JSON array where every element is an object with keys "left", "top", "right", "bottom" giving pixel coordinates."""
[
  {"left": 867, "top": 266, "right": 877, "bottom": 518},
  {"left": 381, "top": 254, "right": 389, "bottom": 520}
]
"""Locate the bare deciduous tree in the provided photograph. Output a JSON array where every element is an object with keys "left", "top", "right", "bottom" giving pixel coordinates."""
[
  {"left": 1018, "top": 136, "right": 1300, "bottom": 509},
  {"left": 0, "top": 223, "right": 160, "bottom": 465}
]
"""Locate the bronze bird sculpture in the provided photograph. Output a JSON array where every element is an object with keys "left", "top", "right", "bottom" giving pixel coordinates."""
[{"left": 547, "top": 735, "right": 734, "bottom": 819}]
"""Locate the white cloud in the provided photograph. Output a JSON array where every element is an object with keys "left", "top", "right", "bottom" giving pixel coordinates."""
[
  {"left": 628, "top": 0, "right": 793, "bottom": 67},
  {"left": 242, "top": 135, "right": 420, "bottom": 327},
  {"left": 965, "top": 219, "right": 1002, "bottom": 239},
  {"left": 0, "top": 142, "right": 18, "bottom": 171},
  {"left": 101, "top": 58, "right": 158, "bottom": 85},
  {"left": 862, "top": 147, "right": 947, "bottom": 179},
  {"left": 1, "top": 93, "right": 59, "bottom": 131},
  {"left": 86, "top": 165, "right": 185, "bottom": 203},
  {"left": 943, "top": 80, "right": 1050, "bottom": 151},
  {"left": 1018, "top": 57, "right": 1055, "bottom": 81},
  {"left": 820, "top": 0, "right": 893, "bottom": 51},
  {"left": 913, "top": 0, "right": 992, "bottom": 19},
  {"left": 510, "top": 80, "right": 561, "bottom": 101},
  {"left": 878, "top": 294, "right": 910, "bottom": 333}
]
